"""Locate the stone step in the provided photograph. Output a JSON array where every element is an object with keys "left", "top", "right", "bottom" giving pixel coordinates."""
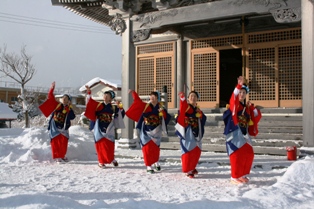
[
  {"left": 167, "top": 108, "right": 303, "bottom": 114},
  {"left": 162, "top": 136, "right": 302, "bottom": 145},
  {"left": 196, "top": 121, "right": 302, "bottom": 128},
  {"left": 160, "top": 142, "right": 300, "bottom": 156},
  {"left": 164, "top": 109, "right": 303, "bottom": 156},
  {"left": 168, "top": 115, "right": 302, "bottom": 124},
  {"left": 165, "top": 131, "right": 303, "bottom": 140},
  {"left": 167, "top": 126, "right": 303, "bottom": 134},
  {"left": 167, "top": 121, "right": 303, "bottom": 129},
  {"left": 204, "top": 114, "right": 302, "bottom": 121}
]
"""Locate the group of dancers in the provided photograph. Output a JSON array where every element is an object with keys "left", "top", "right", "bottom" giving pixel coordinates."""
[{"left": 39, "top": 76, "right": 261, "bottom": 184}]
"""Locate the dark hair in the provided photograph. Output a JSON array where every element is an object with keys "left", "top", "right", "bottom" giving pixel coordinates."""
[
  {"left": 104, "top": 90, "right": 115, "bottom": 99},
  {"left": 189, "top": 91, "right": 200, "bottom": 99},
  {"left": 150, "top": 91, "right": 160, "bottom": 101},
  {"left": 241, "top": 85, "right": 250, "bottom": 94},
  {"left": 63, "top": 94, "right": 72, "bottom": 101}
]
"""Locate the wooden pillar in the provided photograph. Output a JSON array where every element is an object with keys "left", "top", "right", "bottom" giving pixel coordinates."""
[
  {"left": 5, "top": 90, "right": 8, "bottom": 103},
  {"left": 241, "top": 16, "right": 246, "bottom": 77},
  {"left": 119, "top": 15, "right": 138, "bottom": 148},
  {"left": 176, "top": 35, "right": 184, "bottom": 107},
  {"left": 301, "top": 0, "right": 314, "bottom": 155}
]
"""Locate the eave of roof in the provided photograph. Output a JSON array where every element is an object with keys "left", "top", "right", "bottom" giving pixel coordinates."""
[{"left": 51, "top": 0, "right": 113, "bottom": 26}]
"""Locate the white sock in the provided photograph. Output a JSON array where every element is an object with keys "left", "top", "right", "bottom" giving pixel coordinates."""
[{"left": 147, "top": 166, "right": 153, "bottom": 170}]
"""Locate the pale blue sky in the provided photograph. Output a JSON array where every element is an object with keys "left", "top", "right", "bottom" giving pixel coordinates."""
[{"left": 0, "top": 0, "right": 122, "bottom": 88}]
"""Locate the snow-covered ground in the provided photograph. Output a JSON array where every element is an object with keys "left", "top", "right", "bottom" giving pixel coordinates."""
[{"left": 1, "top": 122, "right": 314, "bottom": 209}]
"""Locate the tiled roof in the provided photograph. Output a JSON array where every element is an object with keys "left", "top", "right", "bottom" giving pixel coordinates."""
[{"left": 51, "top": 0, "right": 113, "bottom": 26}]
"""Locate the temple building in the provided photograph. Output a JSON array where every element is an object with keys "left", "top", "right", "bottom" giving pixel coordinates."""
[{"left": 51, "top": 0, "right": 314, "bottom": 151}]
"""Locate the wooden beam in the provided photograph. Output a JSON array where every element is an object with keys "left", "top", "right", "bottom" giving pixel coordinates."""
[{"left": 131, "top": 0, "right": 301, "bottom": 30}]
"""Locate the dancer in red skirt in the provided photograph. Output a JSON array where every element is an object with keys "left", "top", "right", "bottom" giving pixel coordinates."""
[
  {"left": 175, "top": 91, "right": 207, "bottom": 178},
  {"left": 223, "top": 76, "right": 262, "bottom": 184},
  {"left": 84, "top": 86, "right": 125, "bottom": 168},
  {"left": 39, "top": 81, "right": 76, "bottom": 163},
  {"left": 126, "top": 90, "right": 171, "bottom": 173}
]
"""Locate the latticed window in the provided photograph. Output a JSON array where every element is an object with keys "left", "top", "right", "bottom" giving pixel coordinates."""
[
  {"left": 138, "top": 43, "right": 174, "bottom": 54},
  {"left": 248, "top": 29, "right": 301, "bottom": 44},
  {"left": 278, "top": 45, "right": 302, "bottom": 100},
  {"left": 193, "top": 53, "right": 217, "bottom": 102},
  {"left": 192, "top": 36, "right": 242, "bottom": 49}
]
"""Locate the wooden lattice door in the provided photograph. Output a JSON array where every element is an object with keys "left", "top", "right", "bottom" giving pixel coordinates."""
[
  {"left": 247, "top": 47, "right": 278, "bottom": 107},
  {"left": 138, "top": 57, "right": 155, "bottom": 98},
  {"left": 278, "top": 44, "right": 302, "bottom": 107},
  {"left": 137, "top": 42, "right": 175, "bottom": 108},
  {"left": 247, "top": 28, "right": 302, "bottom": 107},
  {"left": 191, "top": 50, "right": 219, "bottom": 108},
  {"left": 155, "top": 56, "right": 174, "bottom": 108}
]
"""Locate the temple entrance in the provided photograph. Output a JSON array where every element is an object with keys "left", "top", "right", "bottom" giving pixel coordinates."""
[{"left": 219, "top": 48, "right": 242, "bottom": 107}]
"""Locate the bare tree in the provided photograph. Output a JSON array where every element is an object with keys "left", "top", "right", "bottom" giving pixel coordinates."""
[{"left": 0, "top": 45, "right": 36, "bottom": 128}]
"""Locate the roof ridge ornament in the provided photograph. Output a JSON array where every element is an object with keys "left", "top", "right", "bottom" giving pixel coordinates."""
[
  {"left": 109, "top": 13, "right": 126, "bottom": 35},
  {"left": 270, "top": 7, "right": 301, "bottom": 23},
  {"left": 132, "top": 29, "right": 151, "bottom": 42}
]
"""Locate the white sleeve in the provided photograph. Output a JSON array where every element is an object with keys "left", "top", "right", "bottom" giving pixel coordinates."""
[
  {"left": 233, "top": 88, "right": 240, "bottom": 96},
  {"left": 85, "top": 94, "right": 91, "bottom": 104},
  {"left": 253, "top": 108, "right": 258, "bottom": 117}
]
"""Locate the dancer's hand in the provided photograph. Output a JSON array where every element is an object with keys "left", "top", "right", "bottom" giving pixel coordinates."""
[
  {"left": 85, "top": 85, "right": 91, "bottom": 93},
  {"left": 237, "top": 76, "right": 244, "bottom": 85},
  {"left": 178, "top": 92, "right": 185, "bottom": 98},
  {"left": 51, "top": 81, "right": 55, "bottom": 89},
  {"left": 247, "top": 101, "right": 253, "bottom": 107}
]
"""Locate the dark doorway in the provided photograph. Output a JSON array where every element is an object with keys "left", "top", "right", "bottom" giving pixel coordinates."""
[{"left": 219, "top": 49, "right": 242, "bottom": 107}]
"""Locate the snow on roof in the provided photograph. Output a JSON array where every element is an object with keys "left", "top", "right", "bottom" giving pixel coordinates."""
[
  {"left": 79, "top": 77, "right": 121, "bottom": 92},
  {"left": 0, "top": 103, "right": 18, "bottom": 119}
]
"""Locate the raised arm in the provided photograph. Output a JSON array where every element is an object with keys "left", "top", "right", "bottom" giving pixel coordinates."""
[
  {"left": 84, "top": 85, "right": 101, "bottom": 121},
  {"left": 228, "top": 77, "right": 244, "bottom": 125},
  {"left": 129, "top": 89, "right": 141, "bottom": 102},
  {"left": 175, "top": 92, "right": 189, "bottom": 128},
  {"left": 48, "top": 81, "right": 56, "bottom": 100},
  {"left": 178, "top": 92, "right": 188, "bottom": 113},
  {"left": 232, "top": 76, "right": 244, "bottom": 98},
  {"left": 85, "top": 85, "right": 91, "bottom": 100}
]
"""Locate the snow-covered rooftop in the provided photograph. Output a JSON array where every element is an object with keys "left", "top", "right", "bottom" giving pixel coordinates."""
[
  {"left": 79, "top": 77, "right": 121, "bottom": 92},
  {"left": 0, "top": 102, "right": 17, "bottom": 119}
]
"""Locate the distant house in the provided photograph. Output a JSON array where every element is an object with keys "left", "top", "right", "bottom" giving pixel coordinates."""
[
  {"left": 0, "top": 102, "right": 17, "bottom": 128},
  {"left": 0, "top": 80, "right": 84, "bottom": 105},
  {"left": 0, "top": 82, "right": 22, "bottom": 105},
  {"left": 79, "top": 77, "right": 121, "bottom": 102}
]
